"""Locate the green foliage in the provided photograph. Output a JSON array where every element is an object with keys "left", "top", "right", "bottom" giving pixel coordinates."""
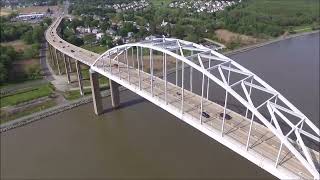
[
  {"left": 0, "top": 99, "right": 57, "bottom": 124},
  {"left": 22, "top": 43, "right": 40, "bottom": 59},
  {"left": 218, "top": 0, "right": 320, "bottom": 37},
  {"left": 67, "top": 35, "right": 84, "bottom": 46},
  {"left": 26, "top": 64, "right": 41, "bottom": 79},
  {"left": 0, "top": 46, "right": 17, "bottom": 84},
  {"left": 83, "top": 34, "right": 96, "bottom": 45},
  {"left": 0, "top": 20, "right": 32, "bottom": 42},
  {"left": 1, "top": 17, "right": 49, "bottom": 43},
  {"left": 119, "top": 22, "right": 138, "bottom": 37},
  {"left": 67, "top": 0, "right": 319, "bottom": 41},
  {"left": 41, "top": 17, "right": 52, "bottom": 26},
  {"left": 100, "top": 35, "right": 113, "bottom": 48},
  {"left": 22, "top": 30, "right": 34, "bottom": 44}
]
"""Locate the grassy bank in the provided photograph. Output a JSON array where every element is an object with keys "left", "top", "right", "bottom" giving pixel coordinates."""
[
  {"left": 0, "top": 100, "right": 57, "bottom": 124},
  {"left": 0, "top": 83, "right": 55, "bottom": 108}
]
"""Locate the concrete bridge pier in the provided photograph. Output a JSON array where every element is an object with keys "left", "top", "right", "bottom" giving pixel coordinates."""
[
  {"left": 63, "top": 54, "right": 71, "bottom": 83},
  {"left": 89, "top": 69, "right": 121, "bottom": 115},
  {"left": 90, "top": 69, "right": 103, "bottom": 115},
  {"left": 48, "top": 45, "right": 54, "bottom": 65},
  {"left": 67, "top": 56, "right": 72, "bottom": 73},
  {"left": 109, "top": 79, "right": 120, "bottom": 109},
  {"left": 75, "top": 60, "right": 84, "bottom": 96},
  {"left": 54, "top": 49, "right": 62, "bottom": 75}
]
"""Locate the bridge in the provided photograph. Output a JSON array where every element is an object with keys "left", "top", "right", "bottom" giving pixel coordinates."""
[{"left": 45, "top": 15, "right": 320, "bottom": 179}]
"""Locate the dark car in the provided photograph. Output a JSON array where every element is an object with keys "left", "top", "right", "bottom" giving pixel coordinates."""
[
  {"left": 176, "top": 92, "right": 181, "bottom": 96},
  {"left": 202, "top": 112, "right": 210, "bottom": 118},
  {"left": 71, "top": 50, "right": 75, "bottom": 53},
  {"left": 219, "top": 113, "right": 232, "bottom": 120},
  {"left": 59, "top": 41, "right": 62, "bottom": 43}
]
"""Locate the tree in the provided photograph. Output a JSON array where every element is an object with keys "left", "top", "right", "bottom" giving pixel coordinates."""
[
  {"left": 22, "top": 31, "right": 34, "bottom": 44},
  {"left": 23, "top": 46, "right": 38, "bottom": 59},
  {"left": 0, "top": 63, "right": 8, "bottom": 83},
  {"left": 32, "top": 26, "right": 45, "bottom": 43},
  {"left": 83, "top": 34, "right": 96, "bottom": 45},
  {"left": 67, "top": 35, "right": 84, "bottom": 46},
  {"left": 172, "top": 24, "right": 185, "bottom": 39},
  {"left": 42, "top": 18, "right": 52, "bottom": 26},
  {"left": 101, "top": 35, "right": 113, "bottom": 48},
  {"left": 100, "top": 22, "right": 110, "bottom": 32}
]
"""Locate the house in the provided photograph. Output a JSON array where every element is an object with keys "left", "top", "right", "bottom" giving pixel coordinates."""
[
  {"left": 92, "top": 28, "right": 100, "bottom": 34},
  {"left": 160, "top": 20, "right": 168, "bottom": 27},
  {"left": 96, "top": 33, "right": 104, "bottom": 40},
  {"left": 127, "top": 32, "right": 134, "bottom": 38}
]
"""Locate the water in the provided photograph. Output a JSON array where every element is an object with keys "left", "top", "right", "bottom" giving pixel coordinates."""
[
  {"left": 230, "top": 33, "right": 319, "bottom": 127},
  {"left": 1, "top": 33, "right": 319, "bottom": 179}
]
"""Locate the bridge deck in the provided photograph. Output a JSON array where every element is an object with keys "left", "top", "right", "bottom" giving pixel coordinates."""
[
  {"left": 46, "top": 15, "right": 319, "bottom": 179},
  {"left": 46, "top": 16, "right": 98, "bottom": 66},
  {"left": 94, "top": 59, "right": 319, "bottom": 179}
]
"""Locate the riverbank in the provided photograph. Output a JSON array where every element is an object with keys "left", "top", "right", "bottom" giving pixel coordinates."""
[
  {"left": 223, "top": 30, "right": 320, "bottom": 56},
  {"left": 0, "top": 87, "right": 127, "bottom": 133}
]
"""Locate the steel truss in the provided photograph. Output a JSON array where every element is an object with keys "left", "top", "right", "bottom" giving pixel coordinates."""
[{"left": 92, "top": 38, "right": 320, "bottom": 179}]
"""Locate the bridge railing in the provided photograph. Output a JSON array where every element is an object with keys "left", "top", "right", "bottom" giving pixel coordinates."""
[{"left": 92, "top": 38, "right": 319, "bottom": 178}]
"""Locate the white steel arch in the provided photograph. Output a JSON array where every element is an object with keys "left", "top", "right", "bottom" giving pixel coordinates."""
[{"left": 92, "top": 38, "right": 319, "bottom": 179}]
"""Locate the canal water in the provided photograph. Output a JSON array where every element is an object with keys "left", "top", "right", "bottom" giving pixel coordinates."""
[{"left": 1, "top": 33, "right": 319, "bottom": 179}]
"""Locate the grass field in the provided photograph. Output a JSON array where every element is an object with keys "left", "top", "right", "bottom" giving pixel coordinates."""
[
  {"left": 64, "top": 88, "right": 91, "bottom": 101},
  {"left": 0, "top": 100, "right": 57, "bottom": 124},
  {"left": 0, "top": 83, "right": 54, "bottom": 108},
  {"left": 17, "top": 5, "right": 59, "bottom": 14}
]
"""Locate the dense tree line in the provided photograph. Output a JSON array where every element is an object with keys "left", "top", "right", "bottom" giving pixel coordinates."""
[
  {"left": 0, "top": 17, "right": 52, "bottom": 84},
  {"left": 218, "top": 0, "right": 320, "bottom": 37},
  {"left": 66, "top": 0, "right": 319, "bottom": 43},
  {"left": 1, "top": 17, "right": 52, "bottom": 43},
  {"left": 0, "top": 46, "right": 17, "bottom": 83}
]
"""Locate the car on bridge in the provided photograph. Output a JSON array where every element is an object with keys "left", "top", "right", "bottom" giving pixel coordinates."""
[
  {"left": 202, "top": 111, "right": 210, "bottom": 118},
  {"left": 219, "top": 113, "right": 232, "bottom": 120}
]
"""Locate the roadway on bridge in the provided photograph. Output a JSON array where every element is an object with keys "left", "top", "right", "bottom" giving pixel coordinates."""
[
  {"left": 46, "top": 13, "right": 319, "bottom": 179},
  {"left": 93, "top": 56, "right": 317, "bottom": 179}
]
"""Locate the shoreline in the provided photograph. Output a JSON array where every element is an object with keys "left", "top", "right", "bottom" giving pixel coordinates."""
[
  {"left": 223, "top": 30, "right": 319, "bottom": 56},
  {"left": 0, "top": 87, "right": 128, "bottom": 133},
  {"left": 1, "top": 30, "right": 318, "bottom": 133}
]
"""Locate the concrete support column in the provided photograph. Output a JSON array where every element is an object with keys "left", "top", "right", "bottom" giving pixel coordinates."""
[
  {"left": 49, "top": 45, "right": 56, "bottom": 66},
  {"left": 90, "top": 69, "right": 103, "bottom": 115},
  {"left": 109, "top": 79, "right": 120, "bottom": 109},
  {"left": 48, "top": 45, "right": 54, "bottom": 63},
  {"left": 54, "top": 49, "right": 62, "bottom": 75},
  {"left": 63, "top": 54, "right": 71, "bottom": 83},
  {"left": 75, "top": 60, "right": 84, "bottom": 96},
  {"left": 67, "top": 56, "right": 72, "bottom": 73}
]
